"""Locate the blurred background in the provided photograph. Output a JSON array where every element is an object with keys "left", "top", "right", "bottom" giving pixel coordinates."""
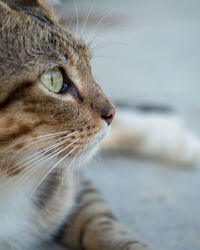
[{"left": 58, "top": 1, "right": 200, "bottom": 249}]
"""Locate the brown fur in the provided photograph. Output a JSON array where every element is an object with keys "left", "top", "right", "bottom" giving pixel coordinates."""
[
  {"left": 0, "top": 0, "right": 114, "bottom": 174},
  {"left": 0, "top": 1, "right": 153, "bottom": 249}
]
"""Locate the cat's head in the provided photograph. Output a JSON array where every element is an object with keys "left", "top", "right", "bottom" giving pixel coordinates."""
[{"left": 0, "top": 0, "right": 115, "bottom": 176}]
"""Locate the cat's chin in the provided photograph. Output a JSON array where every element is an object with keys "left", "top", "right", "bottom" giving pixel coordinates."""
[
  {"left": 65, "top": 125, "right": 111, "bottom": 168},
  {"left": 83, "top": 125, "right": 111, "bottom": 164}
]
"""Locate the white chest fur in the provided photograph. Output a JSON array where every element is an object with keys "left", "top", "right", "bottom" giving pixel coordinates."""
[
  {"left": 0, "top": 168, "right": 75, "bottom": 250},
  {"left": 0, "top": 177, "right": 41, "bottom": 250}
]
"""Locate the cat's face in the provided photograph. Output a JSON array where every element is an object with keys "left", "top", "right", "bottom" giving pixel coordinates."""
[{"left": 0, "top": 0, "right": 115, "bottom": 176}]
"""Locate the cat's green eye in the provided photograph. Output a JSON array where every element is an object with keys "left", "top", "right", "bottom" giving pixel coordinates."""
[{"left": 40, "top": 68, "right": 63, "bottom": 93}]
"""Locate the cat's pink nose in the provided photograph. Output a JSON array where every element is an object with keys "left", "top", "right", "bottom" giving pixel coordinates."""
[{"left": 101, "top": 107, "right": 116, "bottom": 125}]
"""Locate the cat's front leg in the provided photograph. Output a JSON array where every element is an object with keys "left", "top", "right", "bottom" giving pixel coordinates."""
[{"left": 55, "top": 180, "right": 153, "bottom": 250}]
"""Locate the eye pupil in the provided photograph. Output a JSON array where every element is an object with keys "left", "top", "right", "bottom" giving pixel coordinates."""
[{"left": 51, "top": 74, "right": 53, "bottom": 87}]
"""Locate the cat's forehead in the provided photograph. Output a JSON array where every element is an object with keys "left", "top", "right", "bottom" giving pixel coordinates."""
[
  {"left": 16, "top": 6, "right": 91, "bottom": 59},
  {"left": 1, "top": 3, "right": 91, "bottom": 66}
]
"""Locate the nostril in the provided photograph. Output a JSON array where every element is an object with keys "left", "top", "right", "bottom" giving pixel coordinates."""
[{"left": 101, "top": 108, "right": 116, "bottom": 125}]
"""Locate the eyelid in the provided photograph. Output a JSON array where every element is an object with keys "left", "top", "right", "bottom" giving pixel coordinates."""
[
  {"left": 58, "top": 68, "right": 83, "bottom": 101},
  {"left": 59, "top": 68, "right": 73, "bottom": 86}
]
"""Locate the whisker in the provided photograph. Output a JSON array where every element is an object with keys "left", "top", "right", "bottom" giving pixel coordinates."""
[
  {"left": 88, "top": 22, "right": 121, "bottom": 47},
  {"left": 73, "top": 0, "right": 79, "bottom": 37},
  {"left": 75, "top": 137, "right": 89, "bottom": 175},
  {"left": 28, "top": 135, "right": 80, "bottom": 174},
  {"left": 0, "top": 130, "right": 70, "bottom": 155},
  {"left": 2, "top": 141, "right": 67, "bottom": 188},
  {"left": 59, "top": 139, "right": 84, "bottom": 192},
  {"left": 16, "top": 138, "right": 70, "bottom": 171},
  {"left": 16, "top": 130, "right": 80, "bottom": 167},
  {"left": 68, "top": 145, "right": 83, "bottom": 176},
  {"left": 31, "top": 141, "right": 80, "bottom": 195},
  {"left": 7, "top": 132, "right": 74, "bottom": 167},
  {"left": 90, "top": 41, "right": 125, "bottom": 53},
  {"left": 5, "top": 136, "right": 81, "bottom": 190},
  {"left": 0, "top": 130, "right": 80, "bottom": 176},
  {"left": 67, "top": 147, "right": 83, "bottom": 187},
  {"left": 8, "top": 133, "right": 79, "bottom": 176},
  {"left": 86, "top": 3, "right": 127, "bottom": 44},
  {"left": 81, "top": 0, "right": 98, "bottom": 38},
  {"left": 66, "top": 15, "right": 75, "bottom": 30}
]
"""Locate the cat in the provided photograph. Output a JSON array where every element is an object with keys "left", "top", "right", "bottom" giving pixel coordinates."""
[{"left": 0, "top": 0, "right": 154, "bottom": 250}]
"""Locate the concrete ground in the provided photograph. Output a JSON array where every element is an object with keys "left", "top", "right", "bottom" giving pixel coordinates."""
[{"left": 59, "top": 1, "right": 200, "bottom": 249}]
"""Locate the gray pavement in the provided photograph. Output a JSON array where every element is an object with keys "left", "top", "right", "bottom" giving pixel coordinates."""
[
  {"left": 86, "top": 155, "right": 200, "bottom": 250},
  {"left": 60, "top": 1, "right": 200, "bottom": 249}
]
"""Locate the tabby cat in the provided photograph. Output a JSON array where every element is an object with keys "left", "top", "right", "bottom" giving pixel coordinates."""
[{"left": 0, "top": 0, "right": 153, "bottom": 249}]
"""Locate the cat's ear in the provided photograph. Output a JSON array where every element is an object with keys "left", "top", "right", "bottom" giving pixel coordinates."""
[
  {"left": 1, "top": 1, "right": 59, "bottom": 13},
  {"left": 0, "top": 1, "right": 40, "bottom": 17},
  {"left": 0, "top": 1, "right": 12, "bottom": 14},
  {"left": 1, "top": 0, "right": 40, "bottom": 7}
]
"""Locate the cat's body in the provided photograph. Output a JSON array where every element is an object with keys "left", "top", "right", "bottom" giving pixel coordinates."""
[
  {"left": 0, "top": 1, "right": 152, "bottom": 249},
  {"left": 1, "top": 0, "right": 200, "bottom": 249}
]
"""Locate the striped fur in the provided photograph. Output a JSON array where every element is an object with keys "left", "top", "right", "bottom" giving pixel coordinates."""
[{"left": 0, "top": 1, "right": 154, "bottom": 250}]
